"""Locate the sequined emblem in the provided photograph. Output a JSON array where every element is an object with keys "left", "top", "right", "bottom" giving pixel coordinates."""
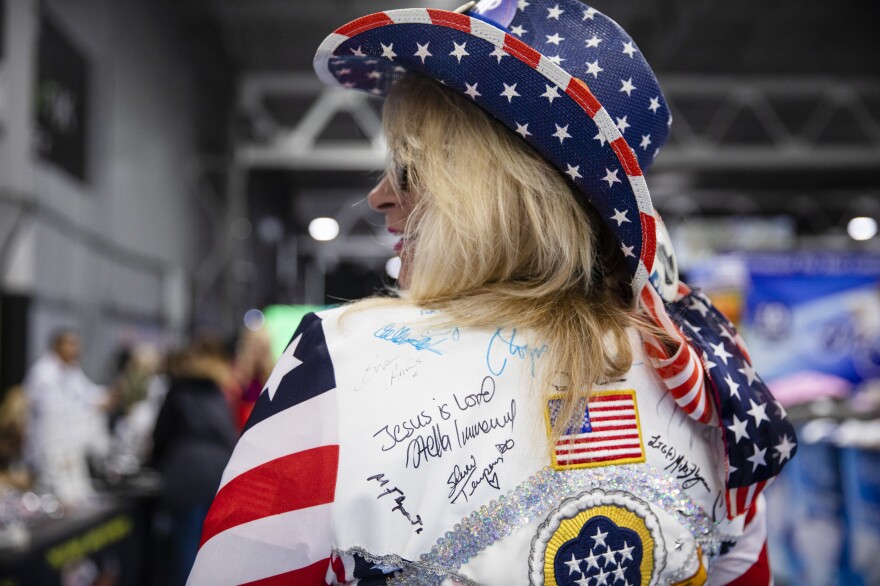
[
  {"left": 547, "top": 390, "right": 646, "bottom": 471},
  {"left": 529, "top": 489, "right": 665, "bottom": 586}
]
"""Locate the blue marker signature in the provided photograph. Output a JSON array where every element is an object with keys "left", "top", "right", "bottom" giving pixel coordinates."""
[
  {"left": 486, "top": 328, "right": 548, "bottom": 377},
  {"left": 374, "top": 324, "right": 449, "bottom": 355}
]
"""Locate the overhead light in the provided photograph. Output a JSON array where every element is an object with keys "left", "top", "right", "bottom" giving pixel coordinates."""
[
  {"left": 243, "top": 309, "right": 265, "bottom": 331},
  {"left": 309, "top": 217, "right": 340, "bottom": 241},
  {"left": 847, "top": 217, "right": 877, "bottom": 241},
  {"left": 385, "top": 256, "right": 401, "bottom": 279}
]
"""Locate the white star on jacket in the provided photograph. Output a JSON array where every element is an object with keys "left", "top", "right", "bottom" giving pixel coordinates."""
[
  {"left": 746, "top": 445, "right": 767, "bottom": 472},
  {"left": 775, "top": 434, "right": 796, "bottom": 463},
  {"left": 264, "top": 334, "right": 304, "bottom": 400},
  {"left": 747, "top": 399, "right": 771, "bottom": 427},
  {"left": 728, "top": 414, "right": 750, "bottom": 444}
]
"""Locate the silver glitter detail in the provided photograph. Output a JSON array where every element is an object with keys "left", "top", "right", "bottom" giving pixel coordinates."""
[{"left": 403, "top": 465, "right": 727, "bottom": 584}]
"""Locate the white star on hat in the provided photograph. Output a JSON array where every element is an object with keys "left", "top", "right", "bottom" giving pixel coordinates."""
[
  {"left": 510, "top": 24, "right": 527, "bottom": 36},
  {"left": 336, "top": 68, "right": 352, "bottom": 76},
  {"left": 611, "top": 208, "right": 630, "bottom": 226},
  {"left": 350, "top": 46, "right": 366, "bottom": 57},
  {"left": 450, "top": 41, "right": 469, "bottom": 63},
  {"left": 381, "top": 43, "right": 397, "bottom": 60},
  {"left": 619, "top": 78, "right": 636, "bottom": 96},
  {"left": 639, "top": 134, "right": 652, "bottom": 150},
  {"left": 622, "top": 41, "right": 637, "bottom": 58},
  {"left": 541, "top": 85, "right": 561, "bottom": 103},
  {"left": 593, "top": 132, "right": 607, "bottom": 147},
  {"left": 585, "top": 60, "right": 603, "bottom": 78},
  {"left": 615, "top": 115, "right": 631, "bottom": 134},
  {"left": 565, "top": 164, "right": 582, "bottom": 180},
  {"left": 500, "top": 82, "right": 521, "bottom": 102},
  {"left": 414, "top": 42, "right": 432, "bottom": 63},
  {"left": 621, "top": 243, "right": 635, "bottom": 258},
  {"left": 515, "top": 122, "right": 532, "bottom": 138},
  {"left": 264, "top": 334, "right": 304, "bottom": 400},
  {"left": 602, "top": 168, "right": 621, "bottom": 187},
  {"left": 464, "top": 82, "right": 481, "bottom": 99},
  {"left": 552, "top": 124, "right": 572, "bottom": 143},
  {"left": 517, "top": 0, "right": 530, "bottom": 10},
  {"left": 546, "top": 32, "right": 564, "bottom": 45},
  {"left": 583, "top": 7, "right": 598, "bottom": 20},
  {"left": 648, "top": 96, "right": 661, "bottom": 113},
  {"left": 585, "top": 35, "right": 602, "bottom": 48},
  {"left": 546, "top": 54, "right": 566, "bottom": 65},
  {"left": 547, "top": 4, "right": 564, "bottom": 19},
  {"left": 490, "top": 46, "right": 508, "bottom": 63},
  {"left": 727, "top": 414, "right": 750, "bottom": 444},
  {"left": 366, "top": 70, "right": 382, "bottom": 80}
]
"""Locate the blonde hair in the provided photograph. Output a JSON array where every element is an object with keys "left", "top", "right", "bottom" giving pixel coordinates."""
[{"left": 367, "top": 75, "right": 645, "bottom": 443}]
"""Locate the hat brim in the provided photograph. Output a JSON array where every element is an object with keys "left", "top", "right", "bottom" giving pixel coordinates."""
[{"left": 314, "top": 8, "right": 656, "bottom": 298}]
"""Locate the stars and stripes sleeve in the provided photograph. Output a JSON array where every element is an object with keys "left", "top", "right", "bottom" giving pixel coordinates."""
[
  {"left": 188, "top": 313, "right": 340, "bottom": 586},
  {"left": 709, "top": 495, "right": 772, "bottom": 586}
]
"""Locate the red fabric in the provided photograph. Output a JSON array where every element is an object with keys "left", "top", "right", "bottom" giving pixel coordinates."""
[
  {"left": 241, "top": 558, "right": 331, "bottom": 586},
  {"left": 640, "top": 212, "right": 657, "bottom": 269},
  {"left": 565, "top": 78, "right": 602, "bottom": 116},
  {"left": 611, "top": 137, "right": 642, "bottom": 177},
  {"left": 723, "top": 542, "right": 771, "bottom": 586},
  {"left": 200, "top": 445, "right": 339, "bottom": 547},
  {"left": 503, "top": 35, "right": 542, "bottom": 68},
  {"left": 428, "top": 9, "right": 471, "bottom": 32},
  {"left": 336, "top": 13, "right": 394, "bottom": 37}
]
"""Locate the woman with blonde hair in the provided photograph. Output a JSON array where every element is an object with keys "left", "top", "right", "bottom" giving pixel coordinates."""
[{"left": 190, "top": 2, "right": 795, "bottom": 584}]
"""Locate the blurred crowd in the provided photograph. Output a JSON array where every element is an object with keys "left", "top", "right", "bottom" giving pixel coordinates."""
[{"left": 0, "top": 326, "right": 276, "bottom": 584}]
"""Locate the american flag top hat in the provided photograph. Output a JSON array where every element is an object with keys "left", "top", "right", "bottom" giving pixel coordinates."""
[{"left": 315, "top": 0, "right": 796, "bottom": 520}]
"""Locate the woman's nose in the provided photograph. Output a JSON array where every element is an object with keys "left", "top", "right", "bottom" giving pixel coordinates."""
[{"left": 367, "top": 175, "right": 398, "bottom": 212}]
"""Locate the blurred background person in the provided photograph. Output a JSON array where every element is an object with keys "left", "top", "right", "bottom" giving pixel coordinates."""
[
  {"left": 22, "top": 329, "right": 111, "bottom": 506},
  {"left": 232, "top": 327, "right": 274, "bottom": 429},
  {"left": 150, "top": 337, "right": 239, "bottom": 586}
]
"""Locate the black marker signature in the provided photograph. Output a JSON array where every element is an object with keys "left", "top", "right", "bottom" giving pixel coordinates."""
[
  {"left": 367, "top": 473, "right": 424, "bottom": 533},
  {"left": 446, "top": 453, "right": 506, "bottom": 504},
  {"left": 647, "top": 434, "right": 710, "bottom": 492}
]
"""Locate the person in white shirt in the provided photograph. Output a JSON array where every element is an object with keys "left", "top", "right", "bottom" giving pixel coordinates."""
[{"left": 23, "top": 328, "right": 109, "bottom": 505}]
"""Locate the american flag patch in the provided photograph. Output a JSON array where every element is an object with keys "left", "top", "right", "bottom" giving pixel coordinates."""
[{"left": 547, "top": 390, "right": 645, "bottom": 470}]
